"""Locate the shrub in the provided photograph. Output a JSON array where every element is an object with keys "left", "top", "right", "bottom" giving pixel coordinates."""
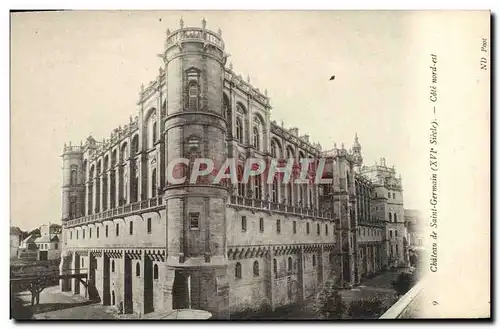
[
  {"left": 312, "top": 280, "right": 346, "bottom": 319},
  {"left": 391, "top": 272, "right": 414, "bottom": 296},
  {"left": 348, "top": 297, "right": 384, "bottom": 319}
]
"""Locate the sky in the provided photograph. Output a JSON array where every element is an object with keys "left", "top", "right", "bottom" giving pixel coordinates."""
[{"left": 11, "top": 11, "right": 428, "bottom": 230}]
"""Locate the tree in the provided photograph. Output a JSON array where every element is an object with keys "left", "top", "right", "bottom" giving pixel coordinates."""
[
  {"left": 312, "top": 280, "right": 346, "bottom": 319},
  {"left": 391, "top": 272, "right": 414, "bottom": 297},
  {"left": 348, "top": 297, "right": 384, "bottom": 319}
]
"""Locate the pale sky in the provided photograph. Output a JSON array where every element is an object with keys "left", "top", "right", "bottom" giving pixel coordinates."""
[{"left": 11, "top": 11, "right": 428, "bottom": 230}]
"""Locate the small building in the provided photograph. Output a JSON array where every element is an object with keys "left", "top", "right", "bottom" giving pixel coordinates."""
[
  {"left": 10, "top": 227, "right": 22, "bottom": 259},
  {"left": 34, "top": 223, "right": 61, "bottom": 260}
]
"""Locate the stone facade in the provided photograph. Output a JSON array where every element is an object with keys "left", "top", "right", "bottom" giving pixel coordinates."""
[{"left": 59, "top": 19, "right": 407, "bottom": 317}]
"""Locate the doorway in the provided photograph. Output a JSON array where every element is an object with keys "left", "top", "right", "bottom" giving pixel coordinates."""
[{"left": 172, "top": 270, "right": 190, "bottom": 309}]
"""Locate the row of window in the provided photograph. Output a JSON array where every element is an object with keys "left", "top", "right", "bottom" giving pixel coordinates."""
[
  {"left": 240, "top": 216, "right": 331, "bottom": 236},
  {"left": 360, "top": 227, "right": 382, "bottom": 237},
  {"left": 388, "top": 212, "right": 399, "bottom": 222},
  {"left": 106, "top": 260, "right": 160, "bottom": 280},
  {"left": 69, "top": 219, "right": 153, "bottom": 240},
  {"left": 38, "top": 243, "right": 57, "bottom": 250},
  {"left": 388, "top": 192, "right": 397, "bottom": 199},
  {"left": 389, "top": 230, "right": 399, "bottom": 238}
]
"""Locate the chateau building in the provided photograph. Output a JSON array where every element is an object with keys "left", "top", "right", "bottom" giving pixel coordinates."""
[{"left": 59, "top": 19, "right": 407, "bottom": 317}]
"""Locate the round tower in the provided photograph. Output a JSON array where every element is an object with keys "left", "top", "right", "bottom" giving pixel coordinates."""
[{"left": 161, "top": 18, "right": 229, "bottom": 316}]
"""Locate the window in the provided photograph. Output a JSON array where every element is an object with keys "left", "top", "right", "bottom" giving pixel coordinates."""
[
  {"left": 306, "top": 222, "right": 310, "bottom": 234},
  {"left": 388, "top": 213, "right": 392, "bottom": 222},
  {"left": 395, "top": 230, "right": 398, "bottom": 237},
  {"left": 190, "top": 213, "right": 200, "bottom": 229},
  {"left": 97, "top": 227, "right": 100, "bottom": 238},
  {"left": 136, "top": 263, "right": 140, "bottom": 277},
  {"left": 152, "top": 122, "right": 158, "bottom": 143},
  {"left": 288, "top": 257, "right": 293, "bottom": 273},
  {"left": 312, "top": 254, "right": 316, "bottom": 267},
  {"left": 236, "top": 118, "right": 243, "bottom": 143},
  {"left": 69, "top": 196, "right": 78, "bottom": 219},
  {"left": 396, "top": 245, "right": 399, "bottom": 255},
  {"left": 151, "top": 168, "right": 157, "bottom": 198},
  {"left": 241, "top": 216, "right": 247, "bottom": 232},
  {"left": 329, "top": 252, "right": 334, "bottom": 264},
  {"left": 70, "top": 231, "right": 72, "bottom": 239},
  {"left": 293, "top": 221, "right": 297, "bottom": 234},
  {"left": 388, "top": 192, "right": 391, "bottom": 198},
  {"left": 111, "top": 260, "right": 115, "bottom": 272},
  {"left": 272, "top": 181, "right": 278, "bottom": 203},
  {"left": 253, "top": 175, "right": 262, "bottom": 199},
  {"left": 89, "top": 228, "right": 92, "bottom": 239},
  {"left": 393, "top": 192, "right": 396, "bottom": 199},
  {"left": 394, "top": 213, "right": 398, "bottom": 222},
  {"left": 129, "top": 221, "right": 133, "bottom": 235},
  {"left": 76, "top": 230, "right": 79, "bottom": 240},
  {"left": 116, "top": 223, "right": 119, "bottom": 236},
  {"left": 271, "top": 141, "right": 278, "bottom": 158},
  {"left": 112, "top": 291, "right": 115, "bottom": 305},
  {"left": 54, "top": 243, "right": 58, "bottom": 249},
  {"left": 81, "top": 258, "right": 84, "bottom": 267},
  {"left": 273, "top": 259, "right": 278, "bottom": 278},
  {"left": 253, "top": 127, "right": 260, "bottom": 150},
  {"left": 153, "top": 264, "right": 159, "bottom": 280},
  {"left": 147, "top": 218, "right": 152, "bottom": 234},
  {"left": 235, "top": 262, "right": 242, "bottom": 279},
  {"left": 83, "top": 229, "right": 85, "bottom": 239},
  {"left": 188, "top": 82, "right": 199, "bottom": 110},
  {"left": 70, "top": 165, "right": 78, "bottom": 186},
  {"left": 317, "top": 223, "right": 320, "bottom": 235},
  {"left": 325, "top": 224, "right": 328, "bottom": 235},
  {"left": 259, "top": 218, "right": 264, "bottom": 232},
  {"left": 105, "top": 225, "right": 108, "bottom": 238},
  {"left": 253, "top": 261, "right": 259, "bottom": 276},
  {"left": 276, "top": 219, "right": 281, "bottom": 234},
  {"left": 390, "top": 230, "right": 393, "bottom": 238}
]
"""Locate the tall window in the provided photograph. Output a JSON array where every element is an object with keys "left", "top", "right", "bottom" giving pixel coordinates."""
[
  {"left": 241, "top": 216, "right": 247, "bottom": 232},
  {"left": 152, "top": 122, "right": 158, "bottom": 143},
  {"left": 83, "top": 229, "right": 85, "bottom": 239},
  {"left": 70, "top": 196, "right": 78, "bottom": 219},
  {"left": 389, "top": 213, "right": 392, "bottom": 222},
  {"left": 390, "top": 230, "right": 393, "bottom": 238},
  {"left": 236, "top": 118, "right": 243, "bottom": 143},
  {"left": 151, "top": 168, "right": 157, "bottom": 198},
  {"left": 271, "top": 140, "right": 278, "bottom": 158},
  {"left": 288, "top": 257, "right": 293, "bottom": 273},
  {"left": 272, "top": 180, "right": 278, "bottom": 203},
  {"left": 97, "top": 227, "right": 100, "bottom": 238},
  {"left": 111, "top": 260, "right": 115, "bottom": 272},
  {"left": 132, "top": 135, "right": 139, "bottom": 154},
  {"left": 259, "top": 218, "right": 264, "bottom": 232},
  {"left": 235, "top": 262, "right": 242, "bottom": 279},
  {"left": 395, "top": 230, "right": 398, "bottom": 237},
  {"left": 188, "top": 82, "right": 199, "bottom": 110},
  {"left": 317, "top": 223, "right": 320, "bottom": 235},
  {"left": 253, "top": 127, "right": 260, "bottom": 150},
  {"left": 394, "top": 213, "right": 398, "bottom": 222},
  {"left": 293, "top": 221, "right": 297, "bottom": 234},
  {"left": 325, "top": 224, "right": 328, "bottom": 235},
  {"left": 253, "top": 261, "right": 259, "bottom": 276},
  {"left": 273, "top": 259, "right": 278, "bottom": 278},
  {"left": 147, "top": 218, "right": 152, "bottom": 234},
  {"left": 136, "top": 263, "right": 140, "bottom": 277},
  {"left": 306, "top": 222, "right": 310, "bottom": 234},
  {"left": 116, "top": 223, "right": 119, "bottom": 236},
  {"left": 312, "top": 254, "right": 316, "bottom": 267},
  {"left": 153, "top": 264, "right": 159, "bottom": 280},
  {"left": 129, "top": 221, "right": 133, "bottom": 235},
  {"left": 254, "top": 175, "right": 262, "bottom": 200},
  {"left": 70, "top": 165, "right": 78, "bottom": 186},
  {"left": 276, "top": 219, "right": 281, "bottom": 234}
]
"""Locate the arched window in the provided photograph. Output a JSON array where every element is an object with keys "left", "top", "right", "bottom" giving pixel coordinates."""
[
  {"left": 287, "top": 257, "right": 293, "bottom": 273},
  {"left": 253, "top": 127, "right": 260, "bottom": 150},
  {"left": 188, "top": 82, "right": 199, "bottom": 110},
  {"left": 254, "top": 175, "right": 262, "bottom": 200},
  {"left": 132, "top": 135, "right": 139, "bottom": 154},
  {"left": 111, "top": 260, "right": 115, "bottom": 272},
  {"left": 394, "top": 213, "right": 398, "bottom": 222},
  {"left": 312, "top": 254, "right": 316, "bottom": 267},
  {"left": 152, "top": 122, "right": 158, "bottom": 143},
  {"left": 136, "top": 263, "right": 140, "bottom": 276},
  {"left": 235, "top": 262, "right": 242, "bottom": 279},
  {"left": 273, "top": 259, "right": 278, "bottom": 278},
  {"left": 271, "top": 140, "right": 278, "bottom": 158},
  {"left": 388, "top": 213, "right": 392, "bottom": 222},
  {"left": 236, "top": 118, "right": 243, "bottom": 143},
  {"left": 151, "top": 168, "right": 157, "bottom": 198},
  {"left": 70, "top": 165, "right": 78, "bottom": 186},
  {"left": 253, "top": 261, "right": 259, "bottom": 276},
  {"left": 153, "top": 264, "right": 159, "bottom": 280}
]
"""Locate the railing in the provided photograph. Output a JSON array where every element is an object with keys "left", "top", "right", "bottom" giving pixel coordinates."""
[
  {"left": 65, "top": 196, "right": 163, "bottom": 228},
  {"left": 166, "top": 27, "right": 225, "bottom": 50},
  {"left": 228, "top": 195, "right": 333, "bottom": 220},
  {"left": 379, "top": 279, "right": 425, "bottom": 319},
  {"left": 63, "top": 145, "right": 84, "bottom": 153}
]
